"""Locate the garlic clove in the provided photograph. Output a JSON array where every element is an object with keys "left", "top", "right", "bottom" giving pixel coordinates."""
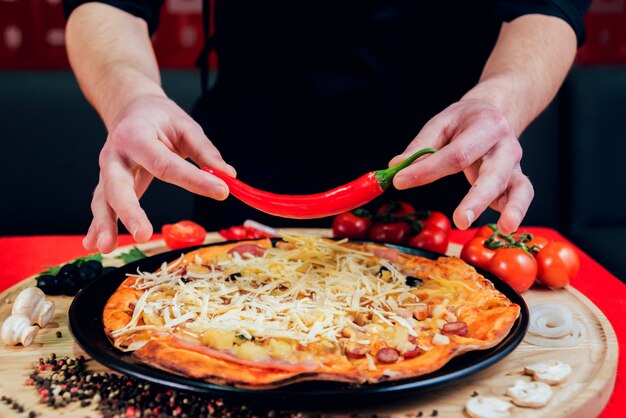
[
  {"left": 12, "top": 287, "right": 46, "bottom": 324},
  {"left": 506, "top": 379, "right": 553, "bottom": 407},
  {"left": 524, "top": 360, "right": 572, "bottom": 385},
  {"left": 465, "top": 396, "right": 513, "bottom": 418}
]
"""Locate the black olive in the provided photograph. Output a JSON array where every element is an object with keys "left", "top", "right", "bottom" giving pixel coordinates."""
[
  {"left": 57, "top": 263, "right": 80, "bottom": 283},
  {"left": 102, "top": 266, "right": 116, "bottom": 275},
  {"left": 78, "top": 265, "right": 99, "bottom": 287},
  {"left": 80, "top": 260, "right": 103, "bottom": 276},
  {"left": 36, "top": 275, "right": 61, "bottom": 295},
  {"left": 60, "top": 277, "right": 81, "bottom": 296},
  {"left": 405, "top": 276, "right": 424, "bottom": 288}
]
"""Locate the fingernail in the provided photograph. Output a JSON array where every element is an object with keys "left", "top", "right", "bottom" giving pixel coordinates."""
[
  {"left": 96, "top": 232, "right": 106, "bottom": 248},
  {"left": 465, "top": 210, "right": 475, "bottom": 226},
  {"left": 390, "top": 155, "right": 405, "bottom": 166},
  {"left": 393, "top": 175, "right": 407, "bottom": 189},
  {"left": 224, "top": 164, "right": 237, "bottom": 176},
  {"left": 130, "top": 222, "right": 139, "bottom": 239},
  {"left": 216, "top": 184, "right": 229, "bottom": 199}
]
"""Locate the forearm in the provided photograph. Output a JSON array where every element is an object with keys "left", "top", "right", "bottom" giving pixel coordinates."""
[
  {"left": 66, "top": 3, "right": 165, "bottom": 130},
  {"left": 462, "top": 14, "right": 577, "bottom": 136}
]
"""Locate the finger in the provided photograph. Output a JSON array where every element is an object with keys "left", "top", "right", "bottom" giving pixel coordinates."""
[
  {"left": 134, "top": 169, "right": 154, "bottom": 200},
  {"left": 496, "top": 169, "right": 534, "bottom": 234},
  {"left": 101, "top": 159, "right": 153, "bottom": 243},
  {"left": 451, "top": 141, "right": 522, "bottom": 229},
  {"left": 88, "top": 183, "right": 119, "bottom": 253},
  {"left": 388, "top": 110, "right": 457, "bottom": 167},
  {"left": 393, "top": 123, "right": 497, "bottom": 189},
  {"left": 131, "top": 140, "right": 230, "bottom": 200},
  {"left": 178, "top": 120, "right": 237, "bottom": 177},
  {"left": 83, "top": 219, "right": 98, "bottom": 251}
]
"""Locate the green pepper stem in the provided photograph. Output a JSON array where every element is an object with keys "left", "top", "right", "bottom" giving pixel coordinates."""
[{"left": 374, "top": 148, "right": 437, "bottom": 190}]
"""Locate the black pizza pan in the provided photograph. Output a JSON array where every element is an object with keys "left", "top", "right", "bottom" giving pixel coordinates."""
[{"left": 69, "top": 239, "right": 528, "bottom": 409}]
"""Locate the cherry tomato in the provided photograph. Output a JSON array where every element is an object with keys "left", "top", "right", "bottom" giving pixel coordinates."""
[
  {"left": 488, "top": 248, "right": 537, "bottom": 293},
  {"left": 219, "top": 226, "right": 248, "bottom": 241},
  {"left": 525, "top": 234, "right": 549, "bottom": 253},
  {"left": 368, "top": 221, "right": 412, "bottom": 245},
  {"left": 407, "top": 226, "right": 449, "bottom": 253},
  {"left": 376, "top": 201, "right": 416, "bottom": 218},
  {"left": 535, "top": 242, "right": 580, "bottom": 288},
  {"left": 162, "top": 220, "right": 207, "bottom": 250},
  {"left": 219, "top": 226, "right": 271, "bottom": 240},
  {"left": 460, "top": 237, "right": 496, "bottom": 270},
  {"left": 475, "top": 225, "right": 497, "bottom": 239},
  {"left": 422, "top": 211, "right": 452, "bottom": 235},
  {"left": 332, "top": 212, "right": 373, "bottom": 240}
]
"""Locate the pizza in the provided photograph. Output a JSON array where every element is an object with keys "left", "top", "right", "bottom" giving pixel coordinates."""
[{"left": 103, "top": 234, "right": 520, "bottom": 388}]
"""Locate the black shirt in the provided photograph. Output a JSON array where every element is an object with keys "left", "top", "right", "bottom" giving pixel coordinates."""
[{"left": 63, "top": 0, "right": 591, "bottom": 229}]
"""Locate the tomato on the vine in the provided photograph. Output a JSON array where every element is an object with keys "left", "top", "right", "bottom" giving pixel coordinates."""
[
  {"left": 460, "top": 237, "right": 496, "bottom": 270},
  {"left": 526, "top": 234, "right": 549, "bottom": 252},
  {"left": 475, "top": 225, "right": 497, "bottom": 239},
  {"left": 535, "top": 242, "right": 580, "bottom": 288},
  {"left": 369, "top": 221, "right": 412, "bottom": 245},
  {"left": 407, "top": 226, "right": 448, "bottom": 253},
  {"left": 376, "top": 201, "right": 415, "bottom": 218},
  {"left": 421, "top": 211, "right": 452, "bottom": 235},
  {"left": 488, "top": 248, "right": 537, "bottom": 293},
  {"left": 332, "top": 212, "right": 372, "bottom": 240},
  {"left": 162, "top": 220, "right": 206, "bottom": 250}
]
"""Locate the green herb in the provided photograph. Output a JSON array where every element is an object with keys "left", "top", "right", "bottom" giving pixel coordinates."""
[
  {"left": 116, "top": 247, "right": 147, "bottom": 264},
  {"left": 40, "top": 253, "right": 103, "bottom": 276}
]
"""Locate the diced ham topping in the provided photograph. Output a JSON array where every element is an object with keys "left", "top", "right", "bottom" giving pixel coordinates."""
[
  {"left": 228, "top": 244, "right": 266, "bottom": 257},
  {"left": 372, "top": 248, "right": 399, "bottom": 262},
  {"left": 442, "top": 321, "right": 468, "bottom": 336},
  {"left": 413, "top": 303, "right": 430, "bottom": 321},
  {"left": 376, "top": 347, "right": 400, "bottom": 364}
]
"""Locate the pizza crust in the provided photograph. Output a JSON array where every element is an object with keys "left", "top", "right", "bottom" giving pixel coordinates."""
[{"left": 103, "top": 236, "right": 521, "bottom": 388}]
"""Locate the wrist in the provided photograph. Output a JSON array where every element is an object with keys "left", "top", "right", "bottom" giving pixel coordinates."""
[
  {"left": 460, "top": 74, "right": 532, "bottom": 137},
  {"left": 95, "top": 68, "right": 166, "bottom": 130}
]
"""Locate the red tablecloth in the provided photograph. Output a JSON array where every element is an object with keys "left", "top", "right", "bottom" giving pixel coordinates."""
[{"left": 0, "top": 227, "right": 623, "bottom": 417}]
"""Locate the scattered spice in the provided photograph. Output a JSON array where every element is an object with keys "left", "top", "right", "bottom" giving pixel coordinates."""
[
  {"left": 471, "top": 390, "right": 479, "bottom": 397},
  {"left": 26, "top": 354, "right": 309, "bottom": 418},
  {"left": 430, "top": 410, "right": 438, "bottom": 417},
  {"left": 55, "top": 331, "right": 62, "bottom": 338}
]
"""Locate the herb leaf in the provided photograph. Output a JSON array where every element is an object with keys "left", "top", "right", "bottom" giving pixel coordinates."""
[{"left": 116, "top": 247, "right": 147, "bottom": 264}]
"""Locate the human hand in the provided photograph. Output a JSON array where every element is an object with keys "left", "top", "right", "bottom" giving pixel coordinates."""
[
  {"left": 389, "top": 99, "right": 533, "bottom": 234},
  {"left": 83, "top": 94, "right": 235, "bottom": 253}
]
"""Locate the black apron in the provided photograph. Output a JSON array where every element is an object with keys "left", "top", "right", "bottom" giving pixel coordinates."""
[{"left": 191, "top": 1, "right": 501, "bottom": 230}]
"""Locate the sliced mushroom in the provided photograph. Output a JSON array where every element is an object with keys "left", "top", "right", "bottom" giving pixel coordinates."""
[
  {"left": 465, "top": 396, "right": 513, "bottom": 418},
  {"left": 524, "top": 360, "right": 572, "bottom": 385},
  {"left": 12, "top": 287, "right": 55, "bottom": 327},
  {"left": 1, "top": 314, "right": 39, "bottom": 346},
  {"left": 506, "top": 379, "right": 553, "bottom": 408}
]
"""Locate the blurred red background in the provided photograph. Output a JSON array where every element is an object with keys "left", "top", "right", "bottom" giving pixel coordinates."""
[{"left": 1, "top": 0, "right": 625, "bottom": 69}]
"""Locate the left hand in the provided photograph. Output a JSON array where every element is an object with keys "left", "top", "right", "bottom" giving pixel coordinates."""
[{"left": 389, "top": 99, "right": 533, "bottom": 234}]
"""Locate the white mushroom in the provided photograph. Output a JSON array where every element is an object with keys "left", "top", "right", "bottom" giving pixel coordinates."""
[
  {"left": 12, "top": 287, "right": 55, "bottom": 327},
  {"left": 465, "top": 396, "right": 513, "bottom": 418},
  {"left": 1, "top": 314, "right": 39, "bottom": 346},
  {"left": 524, "top": 360, "right": 572, "bottom": 385},
  {"left": 506, "top": 379, "right": 553, "bottom": 407}
]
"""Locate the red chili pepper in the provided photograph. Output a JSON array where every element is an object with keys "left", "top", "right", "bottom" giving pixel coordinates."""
[{"left": 202, "top": 148, "right": 436, "bottom": 219}]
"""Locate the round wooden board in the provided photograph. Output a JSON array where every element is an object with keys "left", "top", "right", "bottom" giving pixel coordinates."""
[{"left": 0, "top": 230, "right": 618, "bottom": 418}]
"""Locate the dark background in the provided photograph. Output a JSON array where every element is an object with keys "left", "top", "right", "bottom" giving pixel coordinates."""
[{"left": 1, "top": 0, "right": 625, "bottom": 282}]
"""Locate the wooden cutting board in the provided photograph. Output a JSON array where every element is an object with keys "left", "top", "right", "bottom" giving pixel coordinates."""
[{"left": 0, "top": 230, "right": 618, "bottom": 417}]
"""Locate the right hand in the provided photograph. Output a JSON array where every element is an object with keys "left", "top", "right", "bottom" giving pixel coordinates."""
[{"left": 83, "top": 94, "right": 236, "bottom": 253}]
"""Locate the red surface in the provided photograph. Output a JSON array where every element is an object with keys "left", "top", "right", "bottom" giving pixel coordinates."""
[{"left": 0, "top": 227, "right": 623, "bottom": 417}]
